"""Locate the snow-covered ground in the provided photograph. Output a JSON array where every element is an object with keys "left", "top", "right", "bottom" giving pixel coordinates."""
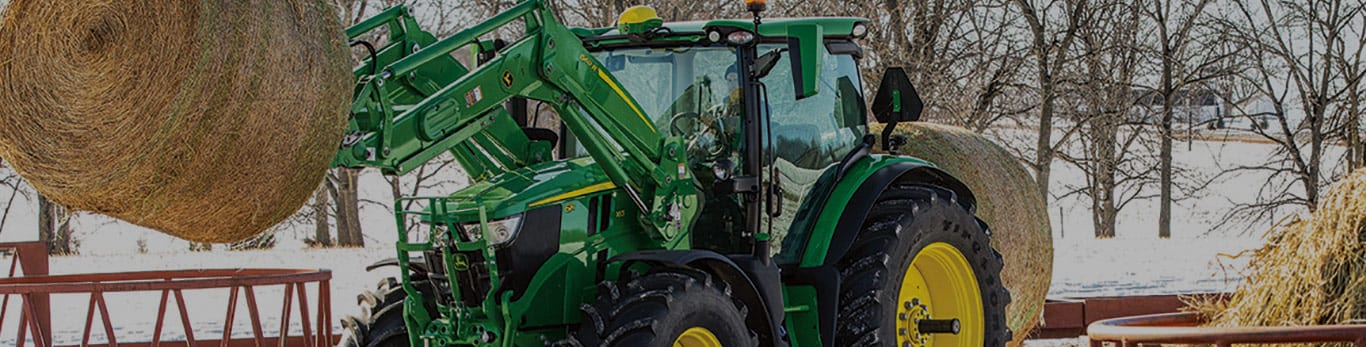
[{"left": 0, "top": 131, "right": 1342, "bottom": 344}]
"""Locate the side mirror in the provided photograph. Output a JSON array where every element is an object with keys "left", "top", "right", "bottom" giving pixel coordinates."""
[
  {"left": 871, "top": 67, "right": 924, "bottom": 123},
  {"left": 787, "top": 24, "right": 823, "bottom": 100}
]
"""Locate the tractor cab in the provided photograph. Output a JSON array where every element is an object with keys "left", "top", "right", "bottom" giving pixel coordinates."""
[{"left": 571, "top": 9, "right": 877, "bottom": 257}]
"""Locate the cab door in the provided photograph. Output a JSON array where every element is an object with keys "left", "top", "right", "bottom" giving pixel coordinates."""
[{"left": 751, "top": 43, "right": 870, "bottom": 261}]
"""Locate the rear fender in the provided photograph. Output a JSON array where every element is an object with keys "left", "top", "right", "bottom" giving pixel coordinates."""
[
  {"left": 794, "top": 155, "right": 975, "bottom": 267},
  {"left": 782, "top": 155, "right": 976, "bottom": 346}
]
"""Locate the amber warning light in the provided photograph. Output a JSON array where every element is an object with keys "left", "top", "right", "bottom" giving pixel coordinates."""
[{"left": 745, "top": 0, "right": 767, "bottom": 12}]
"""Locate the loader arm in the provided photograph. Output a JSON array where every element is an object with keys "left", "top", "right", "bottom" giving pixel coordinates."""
[{"left": 334, "top": 0, "right": 696, "bottom": 238}]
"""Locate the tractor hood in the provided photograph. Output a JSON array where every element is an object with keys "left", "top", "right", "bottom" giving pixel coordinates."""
[{"left": 433, "top": 157, "right": 614, "bottom": 222}]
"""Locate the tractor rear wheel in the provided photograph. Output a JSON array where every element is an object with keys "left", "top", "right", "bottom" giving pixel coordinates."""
[
  {"left": 836, "top": 184, "right": 1010, "bottom": 346},
  {"left": 570, "top": 268, "right": 757, "bottom": 347},
  {"left": 338, "top": 278, "right": 436, "bottom": 347}
]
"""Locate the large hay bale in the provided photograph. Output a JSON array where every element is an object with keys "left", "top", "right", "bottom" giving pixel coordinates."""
[
  {"left": 1199, "top": 170, "right": 1366, "bottom": 328},
  {"left": 0, "top": 0, "right": 351, "bottom": 243},
  {"left": 873, "top": 122, "right": 1053, "bottom": 345}
]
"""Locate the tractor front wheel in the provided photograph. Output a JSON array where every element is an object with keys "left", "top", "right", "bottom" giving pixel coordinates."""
[
  {"left": 338, "top": 278, "right": 436, "bottom": 347},
  {"left": 570, "top": 268, "right": 757, "bottom": 347},
  {"left": 836, "top": 184, "right": 1011, "bottom": 346}
]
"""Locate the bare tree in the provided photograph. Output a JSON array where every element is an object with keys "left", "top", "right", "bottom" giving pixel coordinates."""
[
  {"left": 1352, "top": 115, "right": 1364, "bottom": 168},
  {"left": 1053, "top": 0, "right": 1153, "bottom": 238},
  {"left": 1139, "top": 0, "right": 1219, "bottom": 238},
  {"left": 1215, "top": 0, "right": 1365, "bottom": 224},
  {"left": 1013, "top": 0, "right": 1087, "bottom": 202},
  {"left": 804, "top": 0, "right": 1029, "bottom": 131},
  {"left": 1336, "top": 5, "right": 1366, "bottom": 170}
]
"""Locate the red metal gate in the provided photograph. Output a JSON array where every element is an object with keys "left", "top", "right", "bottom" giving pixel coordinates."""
[{"left": 0, "top": 242, "right": 334, "bottom": 347}]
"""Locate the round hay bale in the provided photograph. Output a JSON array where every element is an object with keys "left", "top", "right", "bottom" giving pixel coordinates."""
[
  {"left": 0, "top": 0, "right": 351, "bottom": 243},
  {"left": 872, "top": 122, "right": 1053, "bottom": 345},
  {"left": 1199, "top": 170, "right": 1366, "bottom": 328}
]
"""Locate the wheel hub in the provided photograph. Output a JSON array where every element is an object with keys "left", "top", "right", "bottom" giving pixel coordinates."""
[
  {"left": 896, "top": 242, "right": 984, "bottom": 347},
  {"left": 673, "top": 326, "right": 722, "bottom": 347}
]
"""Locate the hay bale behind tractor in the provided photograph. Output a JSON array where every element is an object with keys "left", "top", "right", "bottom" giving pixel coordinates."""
[
  {"left": 873, "top": 122, "right": 1053, "bottom": 345},
  {"left": 0, "top": 0, "right": 351, "bottom": 243},
  {"left": 1199, "top": 170, "right": 1366, "bottom": 329}
]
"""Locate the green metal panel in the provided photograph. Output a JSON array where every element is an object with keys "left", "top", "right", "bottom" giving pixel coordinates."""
[
  {"left": 577, "top": 17, "right": 869, "bottom": 39},
  {"left": 786, "top": 24, "right": 824, "bottom": 99},
  {"left": 795, "top": 155, "right": 932, "bottom": 268}
]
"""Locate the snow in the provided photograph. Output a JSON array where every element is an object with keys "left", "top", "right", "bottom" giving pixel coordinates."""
[{"left": 0, "top": 130, "right": 1344, "bottom": 344}]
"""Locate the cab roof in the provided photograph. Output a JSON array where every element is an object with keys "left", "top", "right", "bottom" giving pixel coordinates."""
[{"left": 573, "top": 17, "right": 869, "bottom": 46}]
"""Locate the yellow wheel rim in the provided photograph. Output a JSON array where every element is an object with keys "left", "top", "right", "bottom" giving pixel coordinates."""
[
  {"left": 897, "top": 242, "right": 983, "bottom": 347},
  {"left": 673, "top": 326, "right": 722, "bottom": 347}
]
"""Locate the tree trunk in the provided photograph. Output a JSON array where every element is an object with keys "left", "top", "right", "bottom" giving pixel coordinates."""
[
  {"left": 1355, "top": 119, "right": 1365, "bottom": 169},
  {"left": 37, "top": 195, "right": 73, "bottom": 255},
  {"left": 389, "top": 175, "right": 407, "bottom": 233},
  {"left": 325, "top": 173, "right": 350, "bottom": 246},
  {"left": 1035, "top": 70, "right": 1056, "bottom": 202},
  {"left": 1095, "top": 118, "right": 1120, "bottom": 238},
  {"left": 312, "top": 186, "right": 332, "bottom": 247},
  {"left": 1306, "top": 99, "right": 1323, "bottom": 211},
  {"left": 1158, "top": 36, "right": 1174, "bottom": 239},
  {"left": 1349, "top": 82, "right": 1361, "bottom": 169},
  {"left": 334, "top": 168, "right": 364, "bottom": 247}
]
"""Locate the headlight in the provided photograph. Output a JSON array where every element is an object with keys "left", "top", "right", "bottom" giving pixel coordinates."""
[
  {"left": 461, "top": 214, "right": 524, "bottom": 246},
  {"left": 852, "top": 23, "right": 868, "bottom": 38},
  {"left": 707, "top": 30, "right": 722, "bottom": 43},
  {"left": 727, "top": 31, "right": 755, "bottom": 45}
]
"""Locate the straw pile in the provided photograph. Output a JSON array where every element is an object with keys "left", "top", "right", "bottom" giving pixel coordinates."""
[
  {"left": 872, "top": 122, "right": 1053, "bottom": 345},
  {"left": 1197, "top": 170, "right": 1366, "bottom": 331},
  {"left": 0, "top": 0, "right": 351, "bottom": 242}
]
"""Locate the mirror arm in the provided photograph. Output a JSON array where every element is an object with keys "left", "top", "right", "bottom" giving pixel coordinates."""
[{"left": 881, "top": 121, "right": 898, "bottom": 152}]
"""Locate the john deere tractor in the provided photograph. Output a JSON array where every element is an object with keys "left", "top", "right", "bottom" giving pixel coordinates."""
[{"left": 334, "top": 0, "right": 1009, "bottom": 346}]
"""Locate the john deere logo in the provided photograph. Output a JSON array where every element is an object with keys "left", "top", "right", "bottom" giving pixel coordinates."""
[
  {"left": 451, "top": 254, "right": 470, "bottom": 271},
  {"left": 502, "top": 71, "right": 514, "bottom": 88}
]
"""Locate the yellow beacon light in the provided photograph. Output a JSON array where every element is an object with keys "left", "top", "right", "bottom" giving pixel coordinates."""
[
  {"left": 745, "top": 0, "right": 767, "bottom": 12},
  {"left": 617, "top": 6, "right": 664, "bottom": 35}
]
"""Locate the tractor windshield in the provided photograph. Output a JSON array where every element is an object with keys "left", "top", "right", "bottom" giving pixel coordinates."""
[
  {"left": 593, "top": 45, "right": 745, "bottom": 183},
  {"left": 594, "top": 46, "right": 741, "bottom": 128}
]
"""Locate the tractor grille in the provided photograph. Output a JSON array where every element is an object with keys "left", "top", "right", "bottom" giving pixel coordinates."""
[{"left": 449, "top": 249, "right": 493, "bottom": 307}]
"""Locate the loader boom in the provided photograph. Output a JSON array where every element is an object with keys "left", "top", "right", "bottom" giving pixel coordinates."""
[{"left": 335, "top": 0, "right": 695, "bottom": 236}]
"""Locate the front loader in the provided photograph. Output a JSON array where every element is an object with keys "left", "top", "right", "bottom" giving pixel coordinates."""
[{"left": 333, "top": 1, "right": 1010, "bottom": 346}]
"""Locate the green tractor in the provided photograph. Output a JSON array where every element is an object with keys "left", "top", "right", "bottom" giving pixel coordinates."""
[{"left": 335, "top": 1, "right": 1009, "bottom": 346}]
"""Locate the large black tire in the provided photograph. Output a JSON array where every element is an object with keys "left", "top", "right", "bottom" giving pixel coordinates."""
[
  {"left": 835, "top": 184, "right": 1010, "bottom": 346},
  {"left": 569, "top": 268, "right": 758, "bottom": 347},
  {"left": 337, "top": 278, "right": 436, "bottom": 347}
]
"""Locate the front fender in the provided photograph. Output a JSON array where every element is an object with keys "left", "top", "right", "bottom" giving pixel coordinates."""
[{"left": 609, "top": 250, "right": 785, "bottom": 347}]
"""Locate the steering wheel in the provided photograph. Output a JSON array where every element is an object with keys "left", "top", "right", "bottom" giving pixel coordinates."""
[
  {"left": 668, "top": 110, "right": 729, "bottom": 158},
  {"left": 669, "top": 111, "right": 701, "bottom": 136}
]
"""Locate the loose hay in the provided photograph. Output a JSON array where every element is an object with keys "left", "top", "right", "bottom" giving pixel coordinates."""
[
  {"left": 0, "top": 0, "right": 351, "bottom": 243},
  {"left": 873, "top": 122, "right": 1054, "bottom": 345},
  {"left": 1197, "top": 170, "right": 1366, "bottom": 333}
]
